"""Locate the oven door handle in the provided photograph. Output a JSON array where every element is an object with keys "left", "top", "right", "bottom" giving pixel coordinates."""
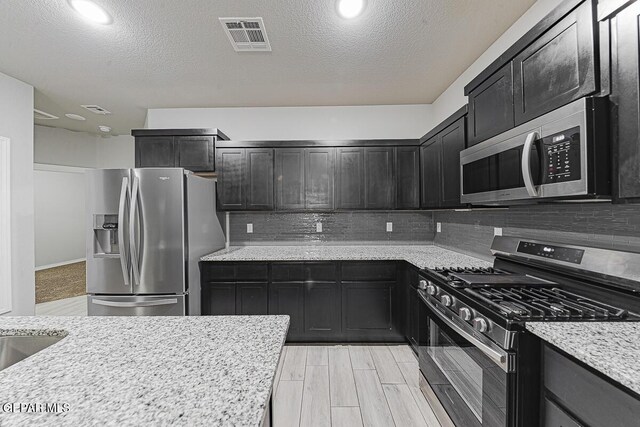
[
  {"left": 521, "top": 131, "right": 539, "bottom": 197},
  {"left": 423, "top": 297, "right": 513, "bottom": 373}
]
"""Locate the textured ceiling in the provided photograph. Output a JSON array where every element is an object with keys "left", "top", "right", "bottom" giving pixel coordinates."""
[{"left": 0, "top": 0, "right": 535, "bottom": 135}]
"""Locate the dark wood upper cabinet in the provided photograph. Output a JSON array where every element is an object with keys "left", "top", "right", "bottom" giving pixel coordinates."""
[
  {"left": 420, "top": 139, "right": 441, "bottom": 209},
  {"left": 395, "top": 147, "right": 420, "bottom": 209},
  {"left": 513, "top": 0, "right": 597, "bottom": 125},
  {"left": 336, "top": 147, "right": 365, "bottom": 209},
  {"left": 245, "top": 148, "right": 274, "bottom": 210},
  {"left": 364, "top": 147, "right": 395, "bottom": 209},
  {"left": 135, "top": 136, "right": 176, "bottom": 168},
  {"left": 216, "top": 148, "right": 274, "bottom": 211},
  {"left": 440, "top": 118, "right": 466, "bottom": 207},
  {"left": 305, "top": 148, "right": 335, "bottom": 210},
  {"left": 176, "top": 136, "right": 214, "bottom": 172},
  {"left": 132, "top": 129, "right": 228, "bottom": 172},
  {"left": 467, "top": 63, "right": 515, "bottom": 146},
  {"left": 216, "top": 149, "right": 245, "bottom": 210},
  {"left": 275, "top": 148, "right": 305, "bottom": 210},
  {"left": 601, "top": 0, "right": 640, "bottom": 200}
]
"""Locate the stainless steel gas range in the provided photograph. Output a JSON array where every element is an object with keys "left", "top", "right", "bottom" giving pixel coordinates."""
[{"left": 416, "top": 236, "right": 640, "bottom": 427}]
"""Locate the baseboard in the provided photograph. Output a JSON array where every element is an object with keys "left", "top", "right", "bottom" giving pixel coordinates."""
[{"left": 36, "top": 258, "right": 86, "bottom": 271}]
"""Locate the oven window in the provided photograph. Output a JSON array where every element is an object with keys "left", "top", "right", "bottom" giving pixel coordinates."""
[
  {"left": 420, "top": 310, "right": 509, "bottom": 427},
  {"left": 463, "top": 144, "right": 541, "bottom": 195}
]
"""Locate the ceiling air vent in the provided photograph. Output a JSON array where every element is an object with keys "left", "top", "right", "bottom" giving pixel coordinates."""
[
  {"left": 219, "top": 17, "right": 271, "bottom": 52},
  {"left": 34, "top": 109, "right": 59, "bottom": 120},
  {"left": 81, "top": 104, "right": 111, "bottom": 115}
]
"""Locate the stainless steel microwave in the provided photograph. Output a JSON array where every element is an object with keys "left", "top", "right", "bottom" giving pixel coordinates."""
[{"left": 460, "top": 97, "right": 610, "bottom": 205}]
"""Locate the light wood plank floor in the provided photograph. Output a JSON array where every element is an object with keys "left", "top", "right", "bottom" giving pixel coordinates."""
[
  {"left": 273, "top": 344, "right": 446, "bottom": 427},
  {"left": 35, "top": 295, "right": 87, "bottom": 316}
]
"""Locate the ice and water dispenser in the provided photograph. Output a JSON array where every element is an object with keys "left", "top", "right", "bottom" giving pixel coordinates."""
[{"left": 92, "top": 214, "right": 120, "bottom": 257}]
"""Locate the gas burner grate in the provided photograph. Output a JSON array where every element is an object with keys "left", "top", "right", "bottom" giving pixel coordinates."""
[{"left": 466, "top": 286, "right": 628, "bottom": 320}]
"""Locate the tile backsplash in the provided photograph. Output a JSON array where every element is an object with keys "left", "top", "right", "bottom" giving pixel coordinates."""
[
  {"left": 228, "top": 211, "right": 434, "bottom": 245},
  {"left": 434, "top": 203, "right": 640, "bottom": 260}
]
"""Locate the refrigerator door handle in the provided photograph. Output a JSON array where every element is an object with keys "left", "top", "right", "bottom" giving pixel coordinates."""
[
  {"left": 117, "top": 177, "right": 130, "bottom": 286},
  {"left": 91, "top": 298, "right": 178, "bottom": 308},
  {"left": 129, "top": 175, "right": 141, "bottom": 286}
]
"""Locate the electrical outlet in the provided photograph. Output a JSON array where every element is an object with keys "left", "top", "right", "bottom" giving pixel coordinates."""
[
  {"left": 494, "top": 227, "right": 502, "bottom": 236},
  {"left": 316, "top": 222, "right": 322, "bottom": 233},
  {"left": 386, "top": 222, "right": 393, "bottom": 232},
  {"left": 246, "top": 223, "right": 253, "bottom": 234},
  {"left": 437, "top": 222, "right": 442, "bottom": 233}
]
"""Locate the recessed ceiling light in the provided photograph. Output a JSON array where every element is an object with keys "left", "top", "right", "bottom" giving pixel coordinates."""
[
  {"left": 98, "top": 125, "right": 111, "bottom": 133},
  {"left": 68, "top": 0, "right": 112, "bottom": 25},
  {"left": 65, "top": 113, "right": 86, "bottom": 121},
  {"left": 337, "top": 0, "right": 365, "bottom": 19}
]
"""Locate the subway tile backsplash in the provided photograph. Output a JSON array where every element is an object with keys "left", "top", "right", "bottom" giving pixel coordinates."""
[
  {"left": 228, "top": 211, "right": 435, "bottom": 245},
  {"left": 434, "top": 203, "right": 640, "bottom": 260}
]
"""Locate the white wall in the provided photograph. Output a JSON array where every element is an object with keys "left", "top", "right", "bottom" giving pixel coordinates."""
[
  {"left": 0, "top": 72, "right": 35, "bottom": 316},
  {"left": 430, "top": 0, "right": 564, "bottom": 126},
  {"left": 33, "top": 126, "right": 134, "bottom": 269},
  {"left": 146, "top": 104, "right": 434, "bottom": 140}
]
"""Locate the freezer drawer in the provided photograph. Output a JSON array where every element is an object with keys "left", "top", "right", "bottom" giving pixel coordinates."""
[{"left": 88, "top": 295, "right": 186, "bottom": 316}]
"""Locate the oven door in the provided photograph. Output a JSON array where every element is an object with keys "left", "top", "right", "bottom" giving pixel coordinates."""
[{"left": 419, "top": 295, "right": 515, "bottom": 427}]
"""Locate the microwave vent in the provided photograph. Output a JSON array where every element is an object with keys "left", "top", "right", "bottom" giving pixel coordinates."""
[{"left": 219, "top": 17, "right": 271, "bottom": 52}]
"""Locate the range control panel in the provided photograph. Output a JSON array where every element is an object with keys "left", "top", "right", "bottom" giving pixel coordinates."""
[
  {"left": 540, "top": 126, "right": 581, "bottom": 184},
  {"left": 517, "top": 241, "right": 585, "bottom": 264}
]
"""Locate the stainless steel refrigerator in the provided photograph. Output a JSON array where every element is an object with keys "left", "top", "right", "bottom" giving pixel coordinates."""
[{"left": 86, "top": 168, "right": 225, "bottom": 316}]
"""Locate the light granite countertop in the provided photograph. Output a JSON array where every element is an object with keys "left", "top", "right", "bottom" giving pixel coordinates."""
[
  {"left": 0, "top": 316, "right": 289, "bottom": 426},
  {"left": 201, "top": 244, "right": 492, "bottom": 270},
  {"left": 526, "top": 322, "right": 640, "bottom": 395}
]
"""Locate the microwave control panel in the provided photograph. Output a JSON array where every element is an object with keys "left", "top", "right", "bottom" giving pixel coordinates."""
[{"left": 540, "top": 126, "right": 581, "bottom": 184}]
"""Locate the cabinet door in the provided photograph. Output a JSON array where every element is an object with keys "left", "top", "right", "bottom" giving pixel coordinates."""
[
  {"left": 395, "top": 147, "right": 420, "bottom": 209},
  {"left": 304, "top": 281, "right": 341, "bottom": 338},
  {"left": 610, "top": 1, "right": 640, "bottom": 200},
  {"left": 342, "top": 281, "right": 398, "bottom": 340},
  {"left": 467, "top": 63, "right": 514, "bottom": 146},
  {"left": 305, "top": 148, "right": 335, "bottom": 210},
  {"left": 135, "top": 136, "right": 176, "bottom": 168},
  {"left": 513, "top": 1, "right": 596, "bottom": 125},
  {"left": 275, "top": 148, "right": 305, "bottom": 210},
  {"left": 216, "top": 149, "right": 245, "bottom": 210},
  {"left": 364, "top": 147, "right": 395, "bottom": 209},
  {"left": 176, "top": 136, "right": 214, "bottom": 172},
  {"left": 236, "top": 282, "right": 268, "bottom": 315},
  {"left": 269, "top": 282, "right": 305, "bottom": 341},
  {"left": 420, "top": 139, "right": 442, "bottom": 209},
  {"left": 246, "top": 148, "right": 274, "bottom": 210},
  {"left": 440, "top": 117, "right": 466, "bottom": 208},
  {"left": 336, "top": 147, "right": 365, "bottom": 209},
  {"left": 202, "top": 283, "right": 236, "bottom": 315}
]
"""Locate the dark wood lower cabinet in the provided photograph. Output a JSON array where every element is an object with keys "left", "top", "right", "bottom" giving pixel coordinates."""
[
  {"left": 201, "top": 261, "right": 405, "bottom": 342},
  {"left": 269, "top": 282, "right": 305, "bottom": 341}
]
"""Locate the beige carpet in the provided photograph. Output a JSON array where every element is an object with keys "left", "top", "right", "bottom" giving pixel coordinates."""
[{"left": 35, "top": 261, "right": 86, "bottom": 304}]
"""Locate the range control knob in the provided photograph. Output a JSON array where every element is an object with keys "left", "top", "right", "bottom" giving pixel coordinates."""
[
  {"left": 425, "top": 283, "right": 437, "bottom": 296},
  {"left": 418, "top": 280, "right": 428, "bottom": 290},
  {"left": 473, "top": 317, "right": 489, "bottom": 333},
  {"left": 440, "top": 294, "right": 453, "bottom": 307},
  {"left": 459, "top": 307, "right": 472, "bottom": 321}
]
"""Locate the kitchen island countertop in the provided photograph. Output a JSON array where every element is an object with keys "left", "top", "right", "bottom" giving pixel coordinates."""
[
  {"left": 201, "top": 244, "right": 492, "bottom": 270},
  {"left": 0, "top": 315, "right": 289, "bottom": 426},
  {"left": 526, "top": 322, "right": 640, "bottom": 395}
]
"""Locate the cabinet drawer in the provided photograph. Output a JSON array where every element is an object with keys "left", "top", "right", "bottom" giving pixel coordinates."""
[
  {"left": 305, "top": 263, "right": 337, "bottom": 282},
  {"left": 272, "top": 263, "right": 305, "bottom": 282},
  {"left": 341, "top": 262, "right": 397, "bottom": 281},
  {"left": 236, "top": 263, "right": 269, "bottom": 281},
  {"left": 201, "top": 263, "right": 236, "bottom": 282},
  {"left": 543, "top": 345, "right": 640, "bottom": 427}
]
